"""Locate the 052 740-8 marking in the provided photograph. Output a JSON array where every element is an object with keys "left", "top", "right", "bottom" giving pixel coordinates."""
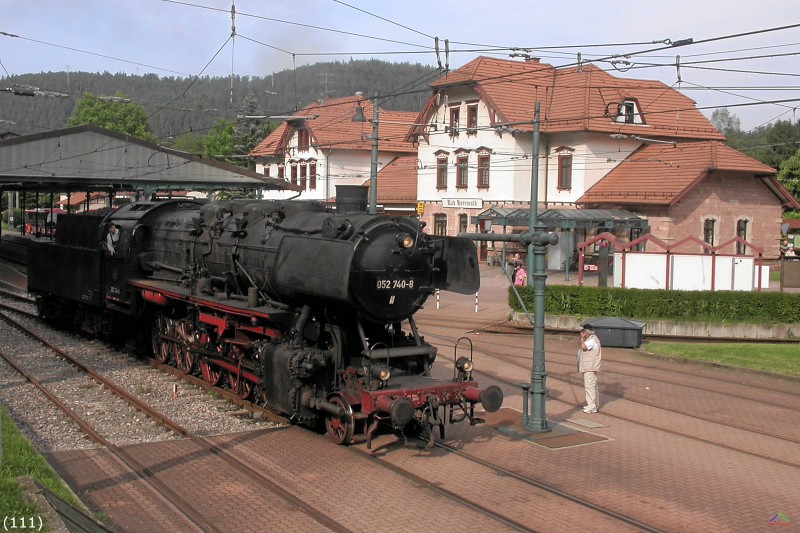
[{"left": 376, "top": 278, "right": 414, "bottom": 290}]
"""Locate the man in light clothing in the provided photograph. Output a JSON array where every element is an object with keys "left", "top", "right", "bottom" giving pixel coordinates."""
[
  {"left": 106, "top": 224, "right": 119, "bottom": 256},
  {"left": 578, "top": 325, "right": 602, "bottom": 413}
]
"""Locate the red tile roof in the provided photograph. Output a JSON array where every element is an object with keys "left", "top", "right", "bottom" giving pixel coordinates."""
[
  {"left": 577, "top": 141, "right": 788, "bottom": 206},
  {"left": 251, "top": 95, "right": 418, "bottom": 157},
  {"left": 364, "top": 154, "right": 418, "bottom": 204},
  {"left": 421, "top": 57, "right": 724, "bottom": 140}
]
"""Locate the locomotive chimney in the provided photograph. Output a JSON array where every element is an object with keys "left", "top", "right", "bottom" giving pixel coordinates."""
[{"left": 335, "top": 185, "right": 369, "bottom": 213}]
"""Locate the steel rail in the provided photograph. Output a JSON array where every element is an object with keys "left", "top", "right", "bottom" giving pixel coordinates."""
[
  {"left": 0, "top": 347, "right": 222, "bottom": 533},
  {"left": 0, "top": 309, "right": 352, "bottom": 533}
]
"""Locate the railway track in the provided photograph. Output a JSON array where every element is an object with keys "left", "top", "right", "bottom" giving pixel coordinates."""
[
  {"left": 346, "top": 440, "right": 664, "bottom": 533},
  {"left": 0, "top": 290, "right": 665, "bottom": 531},
  {"left": 421, "top": 327, "right": 800, "bottom": 470},
  {"left": 0, "top": 308, "right": 352, "bottom": 532},
  {"left": 0, "top": 292, "right": 287, "bottom": 423},
  {"left": 426, "top": 321, "right": 800, "bottom": 415}
]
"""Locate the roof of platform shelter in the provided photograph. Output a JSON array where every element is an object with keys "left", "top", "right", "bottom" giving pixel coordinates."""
[
  {"left": 472, "top": 206, "right": 649, "bottom": 230},
  {"left": 538, "top": 208, "right": 649, "bottom": 230},
  {"left": 0, "top": 124, "right": 300, "bottom": 192}
]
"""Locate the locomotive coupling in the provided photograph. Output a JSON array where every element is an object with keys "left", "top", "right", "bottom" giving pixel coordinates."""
[
  {"left": 375, "top": 396, "right": 415, "bottom": 427},
  {"left": 464, "top": 385, "right": 504, "bottom": 413}
]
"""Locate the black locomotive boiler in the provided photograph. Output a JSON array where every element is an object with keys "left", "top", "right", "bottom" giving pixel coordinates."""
[{"left": 27, "top": 186, "right": 502, "bottom": 446}]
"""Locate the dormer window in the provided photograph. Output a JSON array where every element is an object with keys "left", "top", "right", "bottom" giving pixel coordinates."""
[{"left": 614, "top": 100, "right": 643, "bottom": 124}]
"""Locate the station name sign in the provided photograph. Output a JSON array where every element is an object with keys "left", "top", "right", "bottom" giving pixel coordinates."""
[{"left": 442, "top": 198, "right": 483, "bottom": 209}]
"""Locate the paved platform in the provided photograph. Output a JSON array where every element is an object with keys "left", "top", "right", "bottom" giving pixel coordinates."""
[
  {"left": 415, "top": 264, "right": 800, "bottom": 531},
  {"left": 35, "top": 264, "right": 800, "bottom": 531}
]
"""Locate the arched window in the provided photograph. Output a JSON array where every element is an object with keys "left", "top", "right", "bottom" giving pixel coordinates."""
[
  {"left": 477, "top": 148, "right": 491, "bottom": 188},
  {"left": 297, "top": 128, "right": 310, "bottom": 151},
  {"left": 703, "top": 217, "right": 717, "bottom": 253},
  {"left": 299, "top": 160, "right": 307, "bottom": 189},
  {"left": 436, "top": 152, "right": 449, "bottom": 189},
  {"left": 309, "top": 160, "right": 317, "bottom": 190},
  {"left": 555, "top": 146, "right": 574, "bottom": 190},
  {"left": 459, "top": 213, "right": 468, "bottom": 234},
  {"left": 736, "top": 218, "right": 749, "bottom": 255},
  {"left": 466, "top": 102, "right": 478, "bottom": 133},
  {"left": 448, "top": 106, "right": 460, "bottom": 135},
  {"left": 456, "top": 151, "right": 469, "bottom": 188},
  {"left": 434, "top": 214, "right": 447, "bottom": 236}
]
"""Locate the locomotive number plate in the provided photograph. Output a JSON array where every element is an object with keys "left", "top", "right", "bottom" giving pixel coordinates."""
[{"left": 376, "top": 278, "right": 415, "bottom": 290}]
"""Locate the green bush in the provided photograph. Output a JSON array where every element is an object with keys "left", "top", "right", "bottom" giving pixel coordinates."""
[{"left": 510, "top": 285, "right": 800, "bottom": 324}]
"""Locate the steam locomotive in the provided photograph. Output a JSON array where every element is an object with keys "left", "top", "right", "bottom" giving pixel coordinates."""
[{"left": 26, "top": 186, "right": 502, "bottom": 446}]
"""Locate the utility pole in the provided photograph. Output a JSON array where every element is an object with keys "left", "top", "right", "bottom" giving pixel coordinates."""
[
  {"left": 352, "top": 94, "right": 379, "bottom": 214},
  {"left": 368, "top": 98, "right": 379, "bottom": 215}
]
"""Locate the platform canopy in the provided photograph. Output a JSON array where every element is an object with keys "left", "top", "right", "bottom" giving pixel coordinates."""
[
  {"left": 0, "top": 124, "right": 300, "bottom": 193},
  {"left": 471, "top": 206, "right": 649, "bottom": 231}
]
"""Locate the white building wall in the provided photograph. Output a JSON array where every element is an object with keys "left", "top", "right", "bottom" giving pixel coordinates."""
[
  {"left": 417, "top": 88, "right": 646, "bottom": 246},
  {"left": 255, "top": 126, "right": 398, "bottom": 201}
]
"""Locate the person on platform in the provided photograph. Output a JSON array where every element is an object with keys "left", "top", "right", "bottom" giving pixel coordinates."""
[
  {"left": 578, "top": 324, "right": 602, "bottom": 413},
  {"left": 513, "top": 264, "right": 527, "bottom": 286}
]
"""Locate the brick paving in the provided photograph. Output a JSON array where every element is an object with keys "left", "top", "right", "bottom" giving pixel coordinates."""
[
  {"left": 417, "top": 264, "right": 800, "bottom": 532},
  {"left": 43, "top": 264, "right": 800, "bottom": 532}
]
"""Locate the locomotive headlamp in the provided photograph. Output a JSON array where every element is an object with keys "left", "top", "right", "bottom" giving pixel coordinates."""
[
  {"left": 396, "top": 233, "right": 415, "bottom": 249},
  {"left": 372, "top": 364, "right": 391, "bottom": 381},
  {"left": 456, "top": 356, "right": 474, "bottom": 373}
]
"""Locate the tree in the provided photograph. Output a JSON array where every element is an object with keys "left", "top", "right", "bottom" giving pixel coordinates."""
[
  {"left": 66, "top": 92, "right": 154, "bottom": 141},
  {"left": 710, "top": 108, "right": 741, "bottom": 135},
  {"left": 168, "top": 132, "right": 204, "bottom": 154},
  {"left": 778, "top": 147, "right": 800, "bottom": 202},
  {"left": 763, "top": 120, "right": 800, "bottom": 169},
  {"left": 202, "top": 119, "right": 242, "bottom": 167}
]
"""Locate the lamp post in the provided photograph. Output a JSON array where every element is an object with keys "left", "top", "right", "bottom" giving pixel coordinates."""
[
  {"left": 524, "top": 100, "right": 556, "bottom": 433},
  {"left": 352, "top": 96, "right": 379, "bottom": 215},
  {"left": 460, "top": 101, "right": 558, "bottom": 433}
]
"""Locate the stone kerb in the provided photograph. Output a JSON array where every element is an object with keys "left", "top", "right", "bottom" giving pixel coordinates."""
[{"left": 512, "top": 313, "right": 800, "bottom": 341}]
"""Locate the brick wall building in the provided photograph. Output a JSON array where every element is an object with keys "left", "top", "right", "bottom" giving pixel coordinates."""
[{"left": 580, "top": 141, "right": 799, "bottom": 259}]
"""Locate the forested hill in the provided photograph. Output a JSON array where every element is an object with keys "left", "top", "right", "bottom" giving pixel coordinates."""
[{"left": 0, "top": 59, "right": 439, "bottom": 139}]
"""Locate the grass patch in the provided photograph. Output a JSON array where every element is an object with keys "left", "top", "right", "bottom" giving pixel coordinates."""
[
  {"left": 640, "top": 341, "right": 800, "bottom": 377},
  {"left": 1, "top": 406, "right": 83, "bottom": 527}
]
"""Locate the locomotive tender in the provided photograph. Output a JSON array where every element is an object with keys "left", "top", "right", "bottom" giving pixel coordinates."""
[{"left": 27, "top": 186, "right": 502, "bottom": 446}]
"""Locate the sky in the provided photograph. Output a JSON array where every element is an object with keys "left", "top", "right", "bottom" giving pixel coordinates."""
[{"left": 1, "top": 0, "right": 799, "bottom": 131}]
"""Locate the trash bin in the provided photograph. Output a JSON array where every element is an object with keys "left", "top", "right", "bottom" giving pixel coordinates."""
[{"left": 581, "top": 317, "right": 645, "bottom": 348}]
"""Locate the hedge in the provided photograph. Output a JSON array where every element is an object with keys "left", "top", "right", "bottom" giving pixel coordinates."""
[{"left": 509, "top": 285, "right": 800, "bottom": 324}]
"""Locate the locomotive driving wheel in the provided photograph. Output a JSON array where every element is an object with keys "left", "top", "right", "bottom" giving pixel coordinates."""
[
  {"left": 198, "top": 335, "right": 223, "bottom": 386},
  {"left": 325, "top": 395, "right": 354, "bottom": 445},
  {"left": 199, "top": 360, "right": 223, "bottom": 386},
  {"left": 226, "top": 345, "right": 252, "bottom": 399},
  {"left": 173, "top": 318, "right": 196, "bottom": 373},
  {"left": 151, "top": 315, "right": 172, "bottom": 364}
]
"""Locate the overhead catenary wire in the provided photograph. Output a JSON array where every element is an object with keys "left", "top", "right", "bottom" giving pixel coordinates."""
[{"left": 2, "top": 3, "right": 799, "bottom": 165}]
